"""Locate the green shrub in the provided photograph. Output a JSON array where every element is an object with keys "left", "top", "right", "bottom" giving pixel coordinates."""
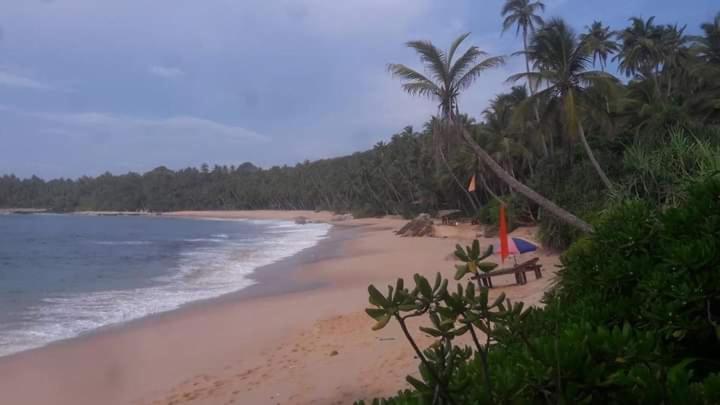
[{"left": 359, "top": 174, "right": 720, "bottom": 404}]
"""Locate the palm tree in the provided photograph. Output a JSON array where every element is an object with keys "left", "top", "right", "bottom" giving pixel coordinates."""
[
  {"left": 501, "top": 0, "right": 545, "bottom": 89},
  {"left": 689, "top": 13, "right": 720, "bottom": 123},
  {"left": 389, "top": 33, "right": 593, "bottom": 233},
  {"left": 510, "top": 18, "right": 617, "bottom": 190},
  {"left": 616, "top": 17, "right": 662, "bottom": 79},
  {"left": 581, "top": 21, "right": 618, "bottom": 113},
  {"left": 697, "top": 12, "right": 720, "bottom": 64},
  {"left": 388, "top": 33, "right": 503, "bottom": 212},
  {"left": 388, "top": 33, "right": 504, "bottom": 122},
  {"left": 657, "top": 24, "right": 691, "bottom": 98},
  {"left": 617, "top": 17, "right": 692, "bottom": 99},
  {"left": 501, "top": 0, "right": 547, "bottom": 155},
  {"left": 481, "top": 87, "right": 537, "bottom": 181},
  {"left": 580, "top": 21, "right": 618, "bottom": 71}
]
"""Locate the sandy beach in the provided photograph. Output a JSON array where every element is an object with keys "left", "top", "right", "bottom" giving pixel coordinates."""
[{"left": 0, "top": 211, "right": 560, "bottom": 405}]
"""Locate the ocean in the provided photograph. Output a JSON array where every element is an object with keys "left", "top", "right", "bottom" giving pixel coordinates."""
[{"left": 0, "top": 213, "right": 330, "bottom": 357}]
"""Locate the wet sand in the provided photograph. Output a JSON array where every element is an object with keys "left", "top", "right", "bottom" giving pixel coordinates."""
[{"left": 0, "top": 211, "right": 560, "bottom": 404}]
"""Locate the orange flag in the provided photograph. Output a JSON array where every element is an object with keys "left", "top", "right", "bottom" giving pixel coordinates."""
[
  {"left": 499, "top": 204, "right": 509, "bottom": 263},
  {"left": 468, "top": 174, "right": 477, "bottom": 192}
]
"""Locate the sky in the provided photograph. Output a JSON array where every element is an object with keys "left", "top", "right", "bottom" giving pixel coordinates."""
[{"left": 0, "top": 0, "right": 717, "bottom": 179}]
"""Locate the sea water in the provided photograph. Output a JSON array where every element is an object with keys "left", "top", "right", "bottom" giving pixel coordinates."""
[{"left": 0, "top": 214, "right": 330, "bottom": 356}]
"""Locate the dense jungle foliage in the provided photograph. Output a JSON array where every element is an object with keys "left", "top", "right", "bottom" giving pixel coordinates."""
[
  {"left": 359, "top": 173, "right": 720, "bottom": 404},
  {"left": 2, "top": 8, "right": 720, "bottom": 248},
  {"left": 354, "top": 5, "right": 720, "bottom": 403}
]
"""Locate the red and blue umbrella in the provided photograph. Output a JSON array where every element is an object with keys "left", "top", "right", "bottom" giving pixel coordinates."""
[
  {"left": 508, "top": 237, "right": 538, "bottom": 254},
  {"left": 495, "top": 237, "right": 538, "bottom": 263}
]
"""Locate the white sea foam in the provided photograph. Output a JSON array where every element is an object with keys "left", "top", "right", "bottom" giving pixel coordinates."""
[
  {"left": 182, "top": 233, "right": 232, "bottom": 243},
  {"left": 90, "top": 240, "right": 153, "bottom": 245},
  {"left": 0, "top": 220, "right": 331, "bottom": 357}
]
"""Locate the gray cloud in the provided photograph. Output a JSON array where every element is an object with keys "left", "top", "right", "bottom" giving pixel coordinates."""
[
  {"left": 0, "top": 69, "right": 53, "bottom": 90},
  {"left": 32, "top": 111, "right": 268, "bottom": 142},
  {"left": 148, "top": 65, "right": 184, "bottom": 79}
]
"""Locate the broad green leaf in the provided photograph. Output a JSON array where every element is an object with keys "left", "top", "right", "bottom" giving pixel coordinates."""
[
  {"left": 466, "top": 282, "right": 475, "bottom": 299},
  {"left": 365, "top": 307, "right": 387, "bottom": 321},
  {"left": 481, "top": 244, "right": 494, "bottom": 260},
  {"left": 415, "top": 273, "right": 432, "bottom": 298},
  {"left": 491, "top": 292, "right": 507, "bottom": 309},
  {"left": 368, "top": 285, "right": 390, "bottom": 308},
  {"left": 406, "top": 375, "right": 429, "bottom": 391},
  {"left": 471, "top": 240, "right": 480, "bottom": 258},
  {"left": 478, "top": 262, "right": 498, "bottom": 273},
  {"left": 420, "top": 326, "right": 443, "bottom": 337},
  {"left": 454, "top": 244, "right": 469, "bottom": 261},
  {"left": 454, "top": 264, "right": 469, "bottom": 280},
  {"left": 371, "top": 313, "right": 392, "bottom": 330}
]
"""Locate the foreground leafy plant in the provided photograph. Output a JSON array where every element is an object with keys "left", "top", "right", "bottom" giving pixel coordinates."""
[
  {"left": 359, "top": 175, "right": 720, "bottom": 404},
  {"left": 363, "top": 242, "right": 523, "bottom": 404},
  {"left": 453, "top": 240, "right": 497, "bottom": 286}
]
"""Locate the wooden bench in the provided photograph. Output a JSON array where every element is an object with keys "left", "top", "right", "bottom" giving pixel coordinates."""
[{"left": 473, "top": 258, "right": 542, "bottom": 288}]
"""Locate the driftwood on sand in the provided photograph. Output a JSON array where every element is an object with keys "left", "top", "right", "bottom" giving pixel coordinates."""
[{"left": 396, "top": 213, "right": 435, "bottom": 237}]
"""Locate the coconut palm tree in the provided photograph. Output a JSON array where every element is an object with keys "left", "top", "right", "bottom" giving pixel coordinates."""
[
  {"left": 689, "top": 13, "right": 720, "bottom": 123},
  {"left": 389, "top": 32, "right": 593, "bottom": 232},
  {"left": 501, "top": 0, "right": 547, "bottom": 156},
  {"left": 581, "top": 21, "right": 618, "bottom": 113},
  {"left": 388, "top": 33, "right": 503, "bottom": 212},
  {"left": 510, "top": 18, "right": 617, "bottom": 190},
  {"left": 616, "top": 17, "right": 663, "bottom": 79},
  {"left": 501, "top": 0, "right": 546, "bottom": 89},
  {"left": 580, "top": 21, "right": 618, "bottom": 71},
  {"left": 481, "top": 87, "right": 537, "bottom": 180},
  {"left": 697, "top": 12, "right": 720, "bottom": 64},
  {"left": 618, "top": 18, "right": 692, "bottom": 98},
  {"left": 657, "top": 24, "right": 691, "bottom": 98},
  {"left": 388, "top": 33, "right": 504, "bottom": 122}
]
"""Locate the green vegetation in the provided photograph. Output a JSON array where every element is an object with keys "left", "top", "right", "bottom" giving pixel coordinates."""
[
  {"left": 359, "top": 173, "right": 720, "bottom": 404},
  {"left": 353, "top": 6, "right": 720, "bottom": 404}
]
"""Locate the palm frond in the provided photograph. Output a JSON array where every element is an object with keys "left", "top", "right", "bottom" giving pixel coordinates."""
[
  {"left": 500, "top": 0, "right": 518, "bottom": 17},
  {"left": 531, "top": 15, "right": 544, "bottom": 29},
  {"left": 401, "top": 82, "right": 441, "bottom": 99},
  {"left": 449, "top": 46, "right": 487, "bottom": 82},
  {"left": 387, "top": 63, "right": 435, "bottom": 84},
  {"left": 510, "top": 86, "right": 557, "bottom": 128},
  {"left": 502, "top": 15, "right": 520, "bottom": 35},
  {"left": 456, "top": 56, "right": 506, "bottom": 90},
  {"left": 406, "top": 40, "right": 449, "bottom": 84},
  {"left": 447, "top": 32, "right": 471, "bottom": 66},
  {"left": 506, "top": 71, "right": 544, "bottom": 85}
]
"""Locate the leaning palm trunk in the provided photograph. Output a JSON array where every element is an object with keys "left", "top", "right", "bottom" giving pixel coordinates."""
[
  {"left": 460, "top": 127, "right": 594, "bottom": 233},
  {"left": 577, "top": 122, "right": 613, "bottom": 190}
]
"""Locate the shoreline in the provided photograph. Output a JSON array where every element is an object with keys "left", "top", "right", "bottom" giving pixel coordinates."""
[
  {"left": 0, "top": 220, "right": 347, "bottom": 361},
  {"left": 0, "top": 211, "right": 560, "bottom": 404}
]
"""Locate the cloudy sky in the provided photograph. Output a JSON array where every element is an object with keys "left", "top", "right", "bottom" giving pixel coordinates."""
[{"left": 0, "top": 0, "right": 716, "bottom": 178}]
